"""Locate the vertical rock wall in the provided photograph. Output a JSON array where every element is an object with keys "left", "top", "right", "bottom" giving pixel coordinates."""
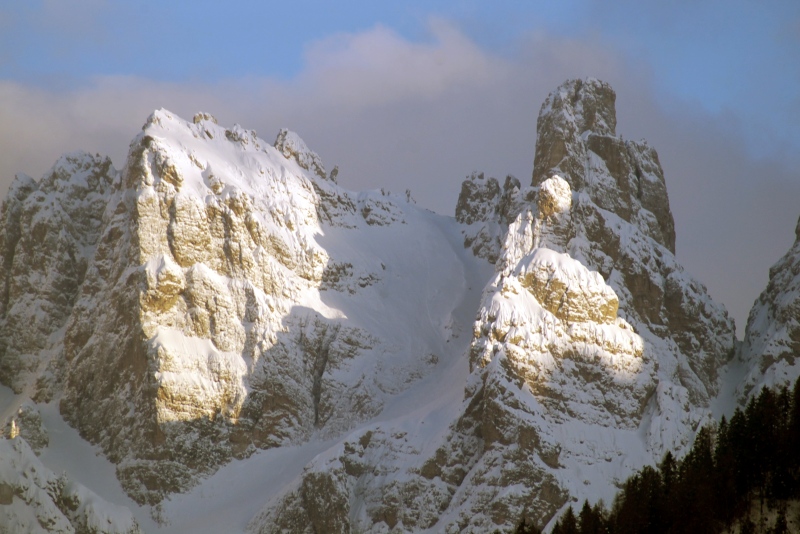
[
  {"left": 0, "top": 153, "right": 117, "bottom": 397},
  {"left": 250, "top": 79, "right": 737, "bottom": 533}
]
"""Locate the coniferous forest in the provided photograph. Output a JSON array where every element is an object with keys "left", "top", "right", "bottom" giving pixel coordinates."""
[{"left": 513, "top": 378, "right": 800, "bottom": 534}]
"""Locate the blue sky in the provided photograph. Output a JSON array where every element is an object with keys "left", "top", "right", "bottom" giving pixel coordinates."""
[
  {"left": 0, "top": 0, "right": 799, "bottom": 333},
  {"left": 3, "top": 1, "right": 798, "bottom": 147}
]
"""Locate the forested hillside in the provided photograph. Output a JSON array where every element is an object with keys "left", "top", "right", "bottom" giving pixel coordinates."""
[{"left": 520, "top": 378, "right": 800, "bottom": 534}]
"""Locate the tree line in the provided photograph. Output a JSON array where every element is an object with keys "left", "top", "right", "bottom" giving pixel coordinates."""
[{"left": 514, "top": 377, "right": 800, "bottom": 533}]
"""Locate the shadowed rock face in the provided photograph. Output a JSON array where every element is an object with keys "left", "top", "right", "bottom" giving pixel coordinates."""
[
  {"left": 0, "top": 153, "right": 117, "bottom": 396},
  {"left": 247, "top": 79, "right": 736, "bottom": 533},
  {"left": 0, "top": 109, "right": 453, "bottom": 512},
  {"left": 0, "top": 80, "right": 738, "bottom": 533},
  {"left": 533, "top": 78, "right": 617, "bottom": 189},
  {"left": 532, "top": 78, "right": 675, "bottom": 253},
  {"left": 739, "top": 215, "right": 800, "bottom": 398}
]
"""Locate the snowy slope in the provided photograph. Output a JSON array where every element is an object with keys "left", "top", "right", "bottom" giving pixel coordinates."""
[
  {"left": 0, "top": 78, "right": 749, "bottom": 533},
  {"left": 0, "top": 108, "right": 496, "bottom": 531},
  {"left": 245, "top": 80, "right": 736, "bottom": 532},
  {"left": 737, "top": 216, "right": 800, "bottom": 399},
  {"left": 0, "top": 418, "right": 141, "bottom": 534}
]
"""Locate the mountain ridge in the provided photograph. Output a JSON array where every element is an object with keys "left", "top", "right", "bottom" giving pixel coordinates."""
[{"left": 0, "top": 78, "right": 793, "bottom": 533}]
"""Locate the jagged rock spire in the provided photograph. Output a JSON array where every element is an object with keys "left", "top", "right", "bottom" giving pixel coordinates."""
[
  {"left": 532, "top": 77, "right": 676, "bottom": 253},
  {"left": 533, "top": 78, "right": 617, "bottom": 190}
]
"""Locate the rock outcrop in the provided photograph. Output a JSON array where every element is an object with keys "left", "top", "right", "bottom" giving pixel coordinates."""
[
  {"left": 0, "top": 109, "right": 468, "bottom": 511},
  {"left": 0, "top": 79, "right": 740, "bottom": 533},
  {"left": 4, "top": 402, "right": 49, "bottom": 454},
  {"left": 0, "top": 437, "right": 141, "bottom": 533},
  {"left": 0, "top": 153, "right": 117, "bottom": 397},
  {"left": 249, "top": 79, "right": 736, "bottom": 532},
  {"left": 739, "top": 215, "right": 800, "bottom": 397}
]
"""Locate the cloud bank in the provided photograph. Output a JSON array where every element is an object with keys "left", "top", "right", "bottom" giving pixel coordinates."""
[{"left": 0, "top": 20, "right": 797, "bottom": 335}]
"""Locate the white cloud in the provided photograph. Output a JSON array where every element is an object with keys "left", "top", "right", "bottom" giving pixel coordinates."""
[{"left": 300, "top": 19, "right": 500, "bottom": 106}]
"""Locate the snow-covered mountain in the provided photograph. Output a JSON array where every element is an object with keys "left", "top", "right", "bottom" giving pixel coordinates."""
[
  {"left": 737, "top": 216, "right": 800, "bottom": 398},
  {"left": 0, "top": 78, "right": 787, "bottom": 533}
]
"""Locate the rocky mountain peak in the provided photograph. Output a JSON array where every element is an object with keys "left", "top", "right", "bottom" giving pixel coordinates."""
[
  {"left": 539, "top": 77, "right": 617, "bottom": 139},
  {"left": 739, "top": 213, "right": 800, "bottom": 397},
  {"left": 274, "top": 128, "right": 327, "bottom": 179},
  {"left": 534, "top": 78, "right": 675, "bottom": 253},
  {"left": 449, "top": 79, "right": 735, "bottom": 527},
  {"left": 532, "top": 78, "right": 617, "bottom": 190},
  {"left": 0, "top": 80, "right": 744, "bottom": 533},
  {"left": 0, "top": 107, "right": 450, "bottom": 510},
  {"left": 458, "top": 77, "right": 677, "bottom": 262}
]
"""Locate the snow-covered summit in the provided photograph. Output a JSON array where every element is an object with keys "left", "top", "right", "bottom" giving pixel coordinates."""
[
  {"left": 0, "top": 80, "right": 755, "bottom": 533},
  {"left": 1, "top": 106, "right": 485, "bottom": 518},
  {"left": 274, "top": 128, "right": 327, "bottom": 179},
  {"left": 441, "top": 77, "right": 736, "bottom": 528},
  {"left": 252, "top": 79, "right": 736, "bottom": 532}
]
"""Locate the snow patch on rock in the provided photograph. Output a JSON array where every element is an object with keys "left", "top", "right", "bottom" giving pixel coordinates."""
[
  {"left": 0, "top": 437, "right": 141, "bottom": 533},
  {"left": 738, "top": 214, "right": 800, "bottom": 399}
]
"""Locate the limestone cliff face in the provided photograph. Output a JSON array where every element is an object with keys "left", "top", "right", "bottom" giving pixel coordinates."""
[
  {"left": 739, "top": 216, "right": 800, "bottom": 397},
  {"left": 0, "top": 153, "right": 117, "bottom": 396},
  {"left": 458, "top": 79, "right": 734, "bottom": 409},
  {"left": 0, "top": 109, "right": 460, "bottom": 510},
  {"left": 52, "top": 111, "right": 431, "bottom": 505},
  {"left": 0, "top": 80, "right": 741, "bottom": 533},
  {"left": 247, "top": 79, "right": 736, "bottom": 533}
]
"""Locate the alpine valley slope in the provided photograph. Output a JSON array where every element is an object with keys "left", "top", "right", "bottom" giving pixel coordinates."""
[
  {"left": 0, "top": 78, "right": 747, "bottom": 533},
  {"left": 738, "top": 215, "right": 800, "bottom": 399}
]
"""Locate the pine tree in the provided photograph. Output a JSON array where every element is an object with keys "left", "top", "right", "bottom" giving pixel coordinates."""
[
  {"left": 727, "top": 407, "right": 751, "bottom": 505},
  {"left": 552, "top": 506, "right": 578, "bottom": 534},
  {"left": 578, "top": 500, "right": 605, "bottom": 534},
  {"left": 714, "top": 416, "right": 740, "bottom": 524},
  {"left": 610, "top": 465, "right": 666, "bottom": 534},
  {"left": 788, "top": 378, "right": 800, "bottom": 497},
  {"left": 768, "top": 387, "right": 793, "bottom": 503},
  {"left": 514, "top": 516, "right": 542, "bottom": 534},
  {"left": 671, "top": 426, "right": 717, "bottom": 533},
  {"left": 747, "top": 387, "right": 778, "bottom": 503},
  {"left": 660, "top": 451, "right": 676, "bottom": 494}
]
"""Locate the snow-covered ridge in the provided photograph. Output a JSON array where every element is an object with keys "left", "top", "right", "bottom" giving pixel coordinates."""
[
  {"left": 1, "top": 105, "right": 495, "bottom": 529},
  {"left": 250, "top": 79, "right": 736, "bottom": 532},
  {"left": 0, "top": 78, "right": 756, "bottom": 533},
  {"left": 738, "top": 215, "right": 800, "bottom": 398},
  {"left": 0, "top": 437, "right": 141, "bottom": 533}
]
